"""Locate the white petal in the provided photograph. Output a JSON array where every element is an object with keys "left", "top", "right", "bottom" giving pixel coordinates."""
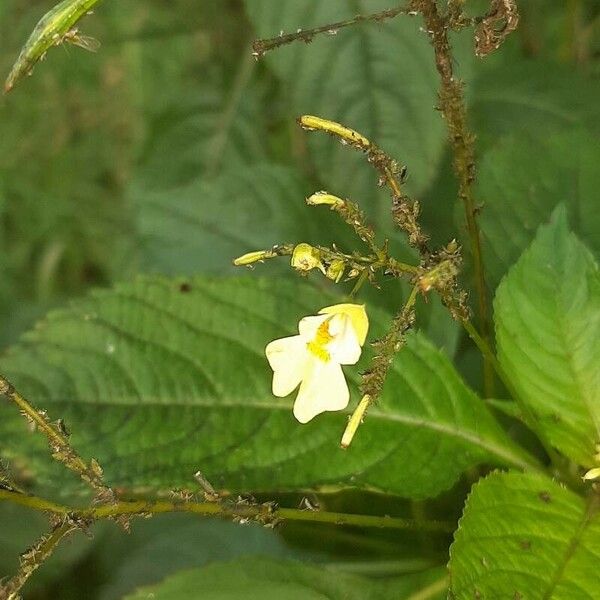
[
  {"left": 327, "top": 314, "right": 362, "bottom": 365},
  {"left": 319, "top": 303, "right": 369, "bottom": 346},
  {"left": 298, "top": 313, "right": 329, "bottom": 341},
  {"left": 265, "top": 336, "right": 308, "bottom": 397},
  {"left": 293, "top": 359, "right": 349, "bottom": 423}
]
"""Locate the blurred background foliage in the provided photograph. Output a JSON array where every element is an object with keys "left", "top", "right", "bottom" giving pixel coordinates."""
[{"left": 0, "top": 0, "right": 599, "bottom": 598}]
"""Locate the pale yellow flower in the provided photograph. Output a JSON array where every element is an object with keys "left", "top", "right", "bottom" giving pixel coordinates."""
[{"left": 265, "top": 304, "right": 369, "bottom": 423}]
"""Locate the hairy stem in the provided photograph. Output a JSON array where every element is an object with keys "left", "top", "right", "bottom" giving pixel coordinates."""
[
  {"left": 252, "top": 4, "right": 413, "bottom": 57},
  {"left": 0, "top": 521, "right": 77, "bottom": 600},
  {"left": 0, "top": 374, "right": 113, "bottom": 500},
  {"left": 0, "top": 489, "right": 454, "bottom": 534},
  {"left": 418, "top": 0, "right": 494, "bottom": 395},
  {"left": 343, "top": 284, "right": 420, "bottom": 447}
]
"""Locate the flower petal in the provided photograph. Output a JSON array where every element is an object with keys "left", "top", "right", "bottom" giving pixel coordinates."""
[
  {"left": 293, "top": 359, "right": 349, "bottom": 423},
  {"left": 319, "top": 303, "right": 369, "bottom": 346},
  {"left": 326, "top": 314, "right": 362, "bottom": 365},
  {"left": 265, "top": 335, "right": 307, "bottom": 397},
  {"left": 298, "top": 313, "right": 330, "bottom": 341}
]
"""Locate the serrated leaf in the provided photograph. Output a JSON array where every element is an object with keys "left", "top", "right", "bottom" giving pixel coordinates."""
[
  {"left": 495, "top": 208, "right": 600, "bottom": 466},
  {"left": 123, "top": 557, "right": 448, "bottom": 600},
  {"left": 244, "top": 0, "right": 451, "bottom": 213},
  {"left": 476, "top": 129, "right": 600, "bottom": 290},
  {"left": 0, "top": 277, "right": 536, "bottom": 498},
  {"left": 449, "top": 471, "right": 600, "bottom": 599}
]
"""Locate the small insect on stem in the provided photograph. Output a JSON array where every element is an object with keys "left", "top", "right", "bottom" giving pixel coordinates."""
[{"left": 4, "top": 0, "right": 102, "bottom": 94}]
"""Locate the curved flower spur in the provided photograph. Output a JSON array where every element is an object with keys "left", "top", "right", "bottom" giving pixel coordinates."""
[{"left": 265, "top": 304, "right": 368, "bottom": 423}]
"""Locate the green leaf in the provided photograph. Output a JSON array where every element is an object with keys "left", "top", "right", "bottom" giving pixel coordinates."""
[
  {"left": 130, "top": 55, "right": 364, "bottom": 276},
  {"left": 471, "top": 61, "right": 600, "bottom": 147},
  {"left": 133, "top": 163, "right": 333, "bottom": 276},
  {"left": 0, "top": 277, "right": 535, "bottom": 498},
  {"left": 476, "top": 129, "right": 600, "bottom": 290},
  {"left": 133, "top": 65, "right": 269, "bottom": 190},
  {"left": 244, "top": 0, "right": 451, "bottom": 212},
  {"left": 494, "top": 208, "right": 600, "bottom": 466},
  {"left": 123, "top": 557, "right": 448, "bottom": 600},
  {"left": 449, "top": 471, "right": 600, "bottom": 599},
  {"left": 95, "top": 517, "right": 291, "bottom": 600}
]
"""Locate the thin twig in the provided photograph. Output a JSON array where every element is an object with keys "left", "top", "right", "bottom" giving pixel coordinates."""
[
  {"left": 252, "top": 4, "right": 413, "bottom": 57},
  {"left": 417, "top": 0, "right": 494, "bottom": 396},
  {"left": 0, "top": 374, "right": 113, "bottom": 500}
]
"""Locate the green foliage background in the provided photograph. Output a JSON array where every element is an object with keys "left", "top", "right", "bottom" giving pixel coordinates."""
[{"left": 0, "top": 1, "right": 599, "bottom": 598}]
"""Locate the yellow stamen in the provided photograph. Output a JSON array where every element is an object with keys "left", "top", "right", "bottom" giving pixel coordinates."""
[{"left": 307, "top": 319, "right": 334, "bottom": 362}]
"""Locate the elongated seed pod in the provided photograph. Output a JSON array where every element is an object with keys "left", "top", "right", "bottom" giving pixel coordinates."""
[{"left": 4, "top": 0, "right": 102, "bottom": 93}]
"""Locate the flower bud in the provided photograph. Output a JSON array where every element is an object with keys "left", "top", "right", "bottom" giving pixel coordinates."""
[
  {"left": 291, "top": 243, "right": 325, "bottom": 274},
  {"left": 306, "top": 191, "right": 345, "bottom": 208},
  {"left": 233, "top": 250, "right": 273, "bottom": 266},
  {"left": 445, "top": 239, "right": 459, "bottom": 254},
  {"left": 326, "top": 259, "right": 345, "bottom": 283}
]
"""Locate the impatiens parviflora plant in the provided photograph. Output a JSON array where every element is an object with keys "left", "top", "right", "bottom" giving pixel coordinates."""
[{"left": 234, "top": 115, "right": 469, "bottom": 447}]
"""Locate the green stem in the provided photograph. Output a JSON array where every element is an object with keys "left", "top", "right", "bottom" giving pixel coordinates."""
[{"left": 0, "top": 489, "right": 454, "bottom": 534}]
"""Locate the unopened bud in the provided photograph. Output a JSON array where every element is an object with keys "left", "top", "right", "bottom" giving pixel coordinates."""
[
  {"left": 233, "top": 250, "right": 274, "bottom": 266},
  {"left": 306, "top": 191, "right": 345, "bottom": 208},
  {"left": 326, "top": 259, "right": 345, "bottom": 283},
  {"left": 291, "top": 243, "right": 325, "bottom": 274},
  {"left": 298, "top": 115, "right": 370, "bottom": 147},
  {"left": 446, "top": 239, "right": 459, "bottom": 254}
]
